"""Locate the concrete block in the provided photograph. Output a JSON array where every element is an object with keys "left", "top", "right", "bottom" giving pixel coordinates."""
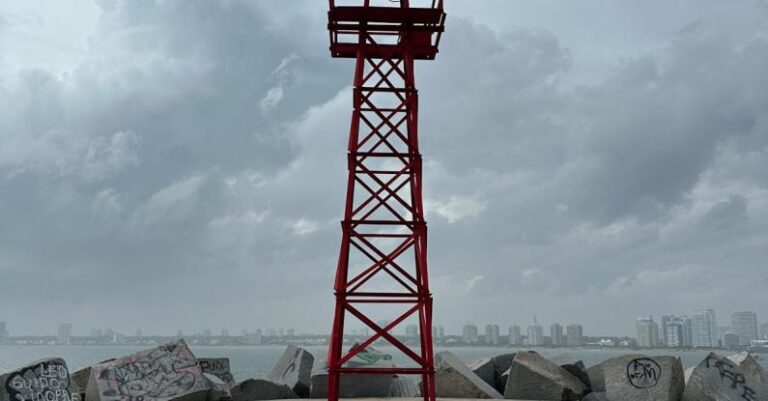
[
  {"left": 602, "top": 354, "right": 684, "bottom": 401},
  {"left": 85, "top": 340, "right": 209, "bottom": 401},
  {"left": 267, "top": 346, "right": 313, "bottom": 398},
  {"left": 503, "top": 351, "right": 588, "bottom": 401},
  {"left": 683, "top": 352, "right": 766, "bottom": 401},
  {"left": 199, "top": 359, "right": 235, "bottom": 389},
  {"left": 231, "top": 379, "right": 296, "bottom": 401},
  {"left": 434, "top": 351, "right": 502, "bottom": 399},
  {"left": 1, "top": 358, "right": 73, "bottom": 401}
]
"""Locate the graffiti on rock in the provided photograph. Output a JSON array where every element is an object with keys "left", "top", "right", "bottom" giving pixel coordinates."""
[
  {"left": 704, "top": 354, "right": 757, "bottom": 401},
  {"left": 5, "top": 361, "right": 72, "bottom": 401},
  {"left": 96, "top": 343, "right": 202, "bottom": 401},
  {"left": 626, "top": 358, "right": 661, "bottom": 389}
]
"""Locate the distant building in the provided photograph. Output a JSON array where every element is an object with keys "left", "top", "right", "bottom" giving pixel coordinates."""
[
  {"left": 0, "top": 321, "right": 6, "bottom": 343},
  {"left": 485, "top": 324, "right": 500, "bottom": 345},
  {"left": 287, "top": 328, "right": 295, "bottom": 337},
  {"left": 177, "top": 330, "right": 184, "bottom": 338},
  {"left": 664, "top": 316, "right": 692, "bottom": 347},
  {"left": 509, "top": 325, "right": 522, "bottom": 345},
  {"left": 433, "top": 325, "right": 445, "bottom": 341},
  {"left": 566, "top": 324, "right": 583, "bottom": 346},
  {"left": 636, "top": 316, "right": 659, "bottom": 347},
  {"left": 660, "top": 315, "right": 674, "bottom": 345},
  {"left": 550, "top": 323, "right": 564, "bottom": 346},
  {"left": 462, "top": 324, "right": 479, "bottom": 344},
  {"left": 136, "top": 329, "right": 142, "bottom": 338},
  {"left": 527, "top": 323, "right": 544, "bottom": 346},
  {"left": 57, "top": 323, "right": 72, "bottom": 345},
  {"left": 405, "top": 324, "right": 418, "bottom": 338},
  {"left": 254, "top": 329, "right": 263, "bottom": 345},
  {"left": 692, "top": 309, "right": 718, "bottom": 347},
  {"left": 723, "top": 332, "right": 740, "bottom": 348},
  {"left": 203, "top": 329, "right": 212, "bottom": 337},
  {"left": 731, "top": 311, "right": 758, "bottom": 346},
  {"left": 760, "top": 323, "right": 768, "bottom": 340}
]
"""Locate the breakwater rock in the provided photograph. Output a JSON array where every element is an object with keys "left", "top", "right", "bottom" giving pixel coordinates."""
[{"left": 3, "top": 343, "right": 768, "bottom": 401}]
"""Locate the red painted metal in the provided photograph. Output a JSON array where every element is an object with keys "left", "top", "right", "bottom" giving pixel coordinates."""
[{"left": 326, "top": 1, "right": 445, "bottom": 401}]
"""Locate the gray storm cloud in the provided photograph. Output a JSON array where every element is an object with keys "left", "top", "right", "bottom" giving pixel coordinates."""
[{"left": 0, "top": 0, "right": 766, "bottom": 336}]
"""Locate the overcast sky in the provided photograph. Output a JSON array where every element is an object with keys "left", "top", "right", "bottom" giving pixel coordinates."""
[{"left": 1, "top": 0, "right": 767, "bottom": 338}]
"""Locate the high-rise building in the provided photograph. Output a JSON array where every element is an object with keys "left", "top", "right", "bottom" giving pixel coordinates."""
[
  {"left": 731, "top": 311, "right": 758, "bottom": 346},
  {"left": 692, "top": 309, "right": 718, "bottom": 347},
  {"left": 405, "top": 324, "right": 418, "bottom": 338},
  {"left": 664, "top": 316, "right": 692, "bottom": 347},
  {"left": 462, "top": 324, "right": 479, "bottom": 344},
  {"left": 177, "top": 330, "right": 184, "bottom": 338},
  {"left": 432, "top": 325, "right": 445, "bottom": 341},
  {"left": 485, "top": 324, "right": 500, "bottom": 345},
  {"left": 566, "top": 324, "right": 583, "bottom": 346},
  {"left": 760, "top": 323, "right": 768, "bottom": 340},
  {"left": 135, "top": 329, "right": 142, "bottom": 338},
  {"left": 527, "top": 323, "right": 544, "bottom": 346},
  {"left": 660, "top": 315, "right": 674, "bottom": 345},
  {"left": 57, "top": 323, "right": 72, "bottom": 345},
  {"left": 722, "top": 332, "right": 740, "bottom": 348},
  {"left": 254, "top": 329, "right": 263, "bottom": 345},
  {"left": 509, "top": 325, "right": 522, "bottom": 345},
  {"left": 550, "top": 323, "right": 564, "bottom": 346},
  {"left": 287, "top": 328, "right": 295, "bottom": 337},
  {"left": 636, "top": 316, "right": 659, "bottom": 347},
  {"left": 0, "top": 321, "right": 7, "bottom": 343}
]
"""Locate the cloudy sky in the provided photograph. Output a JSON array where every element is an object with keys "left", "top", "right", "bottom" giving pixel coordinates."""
[{"left": 1, "top": 0, "right": 767, "bottom": 338}]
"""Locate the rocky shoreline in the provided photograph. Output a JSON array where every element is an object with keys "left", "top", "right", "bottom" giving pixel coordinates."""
[{"left": 1, "top": 339, "right": 766, "bottom": 401}]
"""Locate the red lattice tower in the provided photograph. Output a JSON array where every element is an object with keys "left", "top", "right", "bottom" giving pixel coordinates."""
[{"left": 326, "top": 1, "right": 445, "bottom": 401}]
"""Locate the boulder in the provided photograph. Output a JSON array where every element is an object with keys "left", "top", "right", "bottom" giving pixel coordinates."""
[
  {"left": 199, "top": 358, "right": 236, "bottom": 389},
  {"left": 309, "top": 370, "right": 392, "bottom": 398},
  {"left": 68, "top": 367, "right": 90, "bottom": 401},
  {"left": 488, "top": 353, "right": 517, "bottom": 392},
  {"left": 203, "top": 374, "right": 232, "bottom": 401},
  {"left": 727, "top": 351, "right": 767, "bottom": 390},
  {"left": 469, "top": 358, "right": 497, "bottom": 389},
  {"left": 85, "top": 340, "right": 210, "bottom": 401},
  {"left": 560, "top": 360, "right": 591, "bottom": 390},
  {"left": 1, "top": 358, "right": 73, "bottom": 401},
  {"left": 499, "top": 368, "right": 510, "bottom": 393},
  {"left": 388, "top": 375, "right": 421, "bottom": 397},
  {"left": 602, "top": 354, "right": 684, "bottom": 401},
  {"left": 434, "top": 351, "right": 502, "bottom": 399},
  {"left": 582, "top": 393, "right": 609, "bottom": 401},
  {"left": 684, "top": 366, "right": 694, "bottom": 384},
  {"left": 683, "top": 352, "right": 767, "bottom": 401},
  {"left": 267, "top": 345, "right": 314, "bottom": 398},
  {"left": 503, "top": 351, "right": 588, "bottom": 401},
  {"left": 231, "top": 379, "right": 296, "bottom": 401},
  {"left": 587, "top": 362, "right": 606, "bottom": 393}
]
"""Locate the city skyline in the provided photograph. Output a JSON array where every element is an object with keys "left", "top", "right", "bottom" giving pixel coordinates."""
[{"left": 2, "top": 306, "right": 764, "bottom": 342}]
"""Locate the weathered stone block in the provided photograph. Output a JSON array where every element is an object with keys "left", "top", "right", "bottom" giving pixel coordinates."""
[
  {"left": 309, "top": 370, "right": 392, "bottom": 398},
  {"left": 683, "top": 352, "right": 767, "bottom": 401},
  {"left": 560, "top": 360, "right": 591, "bottom": 390},
  {"left": 231, "top": 379, "right": 296, "bottom": 401},
  {"left": 434, "top": 351, "right": 502, "bottom": 399},
  {"left": 388, "top": 375, "right": 421, "bottom": 397},
  {"left": 587, "top": 362, "right": 606, "bottom": 393},
  {"left": 728, "top": 351, "right": 767, "bottom": 391},
  {"left": 491, "top": 353, "right": 516, "bottom": 392},
  {"left": 469, "top": 358, "right": 497, "bottom": 389},
  {"left": 199, "top": 359, "right": 236, "bottom": 389},
  {"left": 267, "top": 345, "right": 314, "bottom": 398},
  {"left": 85, "top": 340, "right": 210, "bottom": 401},
  {"left": 203, "top": 374, "right": 232, "bottom": 401},
  {"left": 602, "top": 354, "right": 684, "bottom": 401},
  {"left": 503, "top": 351, "right": 588, "bottom": 400},
  {"left": 1, "top": 358, "right": 73, "bottom": 401},
  {"left": 582, "top": 392, "right": 609, "bottom": 401}
]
